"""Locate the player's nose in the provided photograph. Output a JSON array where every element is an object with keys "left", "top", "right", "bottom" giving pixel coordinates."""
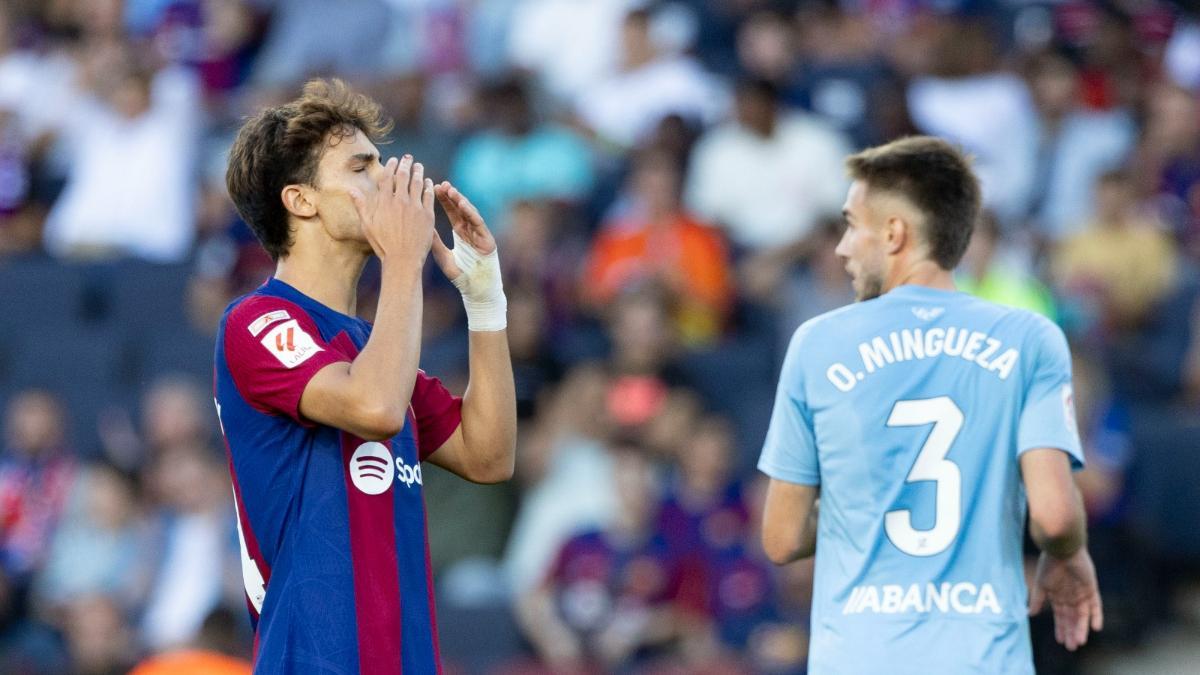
[{"left": 834, "top": 242, "right": 850, "bottom": 262}]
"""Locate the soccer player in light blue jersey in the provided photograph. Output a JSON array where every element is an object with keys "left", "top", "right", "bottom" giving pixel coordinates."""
[{"left": 758, "top": 136, "right": 1102, "bottom": 674}]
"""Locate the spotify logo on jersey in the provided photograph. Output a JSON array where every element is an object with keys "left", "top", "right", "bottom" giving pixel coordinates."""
[
  {"left": 348, "top": 442, "right": 423, "bottom": 494},
  {"left": 350, "top": 442, "right": 396, "bottom": 495}
]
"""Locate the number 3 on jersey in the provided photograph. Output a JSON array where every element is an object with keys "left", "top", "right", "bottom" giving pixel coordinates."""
[{"left": 884, "top": 396, "right": 964, "bottom": 557}]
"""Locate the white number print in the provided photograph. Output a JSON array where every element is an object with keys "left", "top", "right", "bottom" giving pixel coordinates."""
[
  {"left": 233, "top": 486, "right": 267, "bottom": 613},
  {"left": 216, "top": 399, "right": 266, "bottom": 613},
  {"left": 884, "top": 396, "right": 964, "bottom": 557}
]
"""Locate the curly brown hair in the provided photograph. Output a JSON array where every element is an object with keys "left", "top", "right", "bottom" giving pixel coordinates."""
[
  {"left": 226, "top": 79, "right": 393, "bottom": 261},
  {"left": 845, "top": 136, "right": 981, "bottom": 270}
]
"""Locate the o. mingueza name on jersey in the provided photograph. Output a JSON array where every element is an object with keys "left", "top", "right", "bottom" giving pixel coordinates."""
[
  {"left": 826, "top": 327, "right": 1020, "bottom": 393},
  {"left": 842, "top": 582, "right": 1002, "bottom": 616}
]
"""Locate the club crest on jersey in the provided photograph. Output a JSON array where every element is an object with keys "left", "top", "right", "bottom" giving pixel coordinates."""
[
  {"left": 911, "top": 306, "right": 945, "bottom": 321},
  {"left": 261, "top": 319, "right": 322, "bottom": 368},
  {"left": 248, "top": 309, "right": 291, "bottom": 336}
]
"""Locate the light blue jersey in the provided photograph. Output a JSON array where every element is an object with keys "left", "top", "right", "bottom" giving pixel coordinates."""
[{"left": 759, "top": 285, "right": 1083, "bottom": 675}]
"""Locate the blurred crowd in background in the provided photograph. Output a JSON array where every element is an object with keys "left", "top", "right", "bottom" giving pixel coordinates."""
[{"left": 2, "top": 0, "right": 1200, "bottom": 673}]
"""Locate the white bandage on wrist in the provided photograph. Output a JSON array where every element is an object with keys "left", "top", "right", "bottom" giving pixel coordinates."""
[{"left": 450, "top": 231, "right": 507, "bottom": 331}]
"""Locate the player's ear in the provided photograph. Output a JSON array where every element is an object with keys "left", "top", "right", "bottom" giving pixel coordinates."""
[
  {"left": 281, "top": 184, "right": 317, "bottom": 219},
  {"left": 884, "top": 216, "right": 907, "bottom": 255}
]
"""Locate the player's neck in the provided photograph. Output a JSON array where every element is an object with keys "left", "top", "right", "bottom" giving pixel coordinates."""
[
  {"left": 274, "top": 244, "right": 369, "bottom": 317},
  {"left": 886, "top": 260, "right": 957, "bottom": 294}
]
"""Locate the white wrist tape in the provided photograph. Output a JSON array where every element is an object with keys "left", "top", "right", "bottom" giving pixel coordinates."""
[{"left": 450, "top": 231, "right": 506, "bottom": 331}]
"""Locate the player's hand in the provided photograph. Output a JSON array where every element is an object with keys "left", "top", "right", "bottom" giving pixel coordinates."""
[
  {"left": 430, "top": 181, "right": 496, "bottom": 282},
  {"left": 348, "top": 154, "right": 435, "bottom": 267},
  {"left": 1029, "top": 548, "right": 1103, "bottom": 651}
]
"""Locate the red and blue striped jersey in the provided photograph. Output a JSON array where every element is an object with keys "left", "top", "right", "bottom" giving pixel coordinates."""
[{"left": 213, "top": 277, "right": 461, "bottom": 675}]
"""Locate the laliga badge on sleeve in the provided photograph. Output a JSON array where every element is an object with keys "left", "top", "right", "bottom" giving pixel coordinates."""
[
  {"left": 261, "top": 319, "right": 323, "bottom": 368},
  {"left": 248, "top": 309, "right": 291, "bottom": 336}
]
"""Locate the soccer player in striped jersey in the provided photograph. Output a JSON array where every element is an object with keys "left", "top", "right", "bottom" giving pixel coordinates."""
[{"left": 215, "top": 79, "right": 516, "bottom": 674}]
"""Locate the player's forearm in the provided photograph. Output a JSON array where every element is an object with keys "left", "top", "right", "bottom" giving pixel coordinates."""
[
  {"left": 458, "top": 329, "right": 517, "bottom": 483},
  {"left": 1031, "top": 513, "right": 1086, "bottom": 559},
  {"left": 763, "top": 483, "right": 819, "bottom": 565},
  {"left": 797, "top": 506, "right": 819, "bottom": 559},
  {"left": 348, "top": 264, "right": 424, "bottom": 424},
  {"left": 1030, "top": 487, "right": 1087, "bottom": 559}
]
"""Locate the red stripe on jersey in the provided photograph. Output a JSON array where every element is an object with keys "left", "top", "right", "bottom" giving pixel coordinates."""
[
  {"left": 252, "top": 626, "right": 261, "bottom": 667},
  {"left": 341, "top": 431, "right": 403, "bottom": 675}
]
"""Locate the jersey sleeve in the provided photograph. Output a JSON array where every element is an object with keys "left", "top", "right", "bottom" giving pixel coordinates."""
[
  {"left": 223, "top": 296, "right": 352, "bottom": 425},
  {"left": 411, "top": 371, "right": 463, "bottom": 461},
  {"left": 1017, "top": 317, "right": 1084, "bottom": 468},
  {"left": 758, "top": 325, "right": 820, "bottom": 485}
]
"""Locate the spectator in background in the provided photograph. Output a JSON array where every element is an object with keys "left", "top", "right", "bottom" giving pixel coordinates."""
[
  {"left": 1020, "top": 49, "right": 1136, "bottom": 242},
  {"left": 602, "top": 286, "right": 692, "bottom": 409},
  {"left": 249, "top": 0, "right": 398, "bottom": 89},
  {"left": 735, "top": 11, "right": 798, "bottom": 97},
  {"left": 140, "top": 376, "right": 213, "bottom": 456},
  {"left": 576, "top": 8, "right": 727, "bottom": 150},
  {"left": 99, "top": 374, "right": 214, "bottom": 474},
  {"left": 667, "top": 0, "right": 755, "bottom": 78},
  {"left": 658, "top": 416, "right": 747, "bottom": 562},
  {"left": 372, "top": 73, "right": 458, "bottom": 189},
  {"left": 790, "top": 5, "right": 902, "bottom": 147},
  {"left": 0, "top": 390, "right": 75, "bottom": 590},
  {"left": 1071, "top": 356, "right": 1132, "bottom": 528},
  {"left": 516, "top": 447, "right": 682, "bottom": 672},
  {"left": 451, "top": 76, "right": 594, "bottom": 233},
  {"left": 0, "top": 2, "right": 82, "bottom": 254},
  {"left": 138, "top": 444, "right": 235, "bottom": 652},
  {"left": 506, "top": 0, "right": 638, "bottom": 103},
  {"left": 0, "top": 2, "right": 81, "bottom": 149},
  {"left": 906, "top": 21, "right": 1039, "bottom": 226},
  {"left": 638, "top": 387, "right": 704, "bottom": 466},
  {"left": 686, "top": 78, "right": 850, "bottom": 254},
  {"left": 184, "top": 0, "right": 263, "bottom": 105},
  {"left": 583, "top": 148, "right": 733, "bottom": 346},
  {"left": 1052, "top": 169, "right": 1179, "bottom": 336},
  {"left": 675, "top": 476, "right": 809, "bottom": 674},
  {"left": 1136, "top": 83, "right": 1200, "bottom": 255},
  {"left": 41, "top": 45, "right": 200, "bottom": 262},
  {"left": 507, "top": 288, "right": 562, "bottom": 421},
  {"left": 61, "top": 593, "right": 138, "bottom": 675},
  {"left": 1066, "top": 354, "right": 1153, "bottom": 647},
  {"left": 503, "top": 364, "right": 618, "bottom": 597},
  {"left": 597, "top": 288, "right": 710, "bottom": 463},
  {"left": 746, "top": 552, "right": 813, "bottom": 674},
  {"left": 500, "top": 199, "right": 587, "bottom": 336},
  {"left": 31, "top": 462, "right": 150, "bottom": 615},
  {"left": 957, "top": 210, "right": 1056, "bottom": 319}
]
